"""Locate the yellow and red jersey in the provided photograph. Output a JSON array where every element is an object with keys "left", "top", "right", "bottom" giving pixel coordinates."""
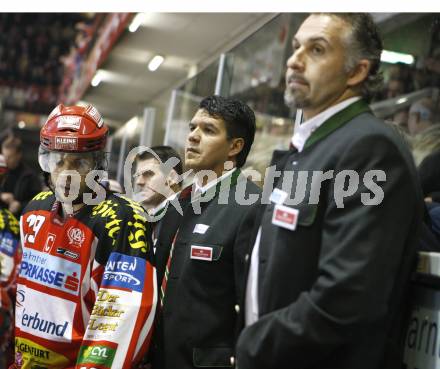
[
  {"left": 14, "top": 191, "right": 157, "bottom": 369},
  {"left": 0, "top": 207, "right": 20, "bottom": 310},
  {"left": 0, "top": 207, "right": 21, "bottom": 359}
]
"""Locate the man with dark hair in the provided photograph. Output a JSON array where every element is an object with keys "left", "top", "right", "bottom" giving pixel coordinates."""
[
  {"left": 236, "top": 13, "right": 422, "bottom": 369},
  {"left": 0, "top": 135, "right": 41, "bottom": 215},
  {"left": 134, "top": 145, "right": 183, "bottom": 214},
  {"left": 151, "top": 95, "right": 261, "bottom": 369}
]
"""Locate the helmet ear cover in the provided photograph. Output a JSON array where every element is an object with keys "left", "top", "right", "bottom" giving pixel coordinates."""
[{"left": 40, "top": 104, "right": 108, "bottom": 153}]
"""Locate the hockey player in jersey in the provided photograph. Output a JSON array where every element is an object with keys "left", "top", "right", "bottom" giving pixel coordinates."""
[
  {"left": 12, "top": 104, "right": 157, "bottom": 369},
  {"left": 0, "top": 154, "right": 21, "bottom": 369}
]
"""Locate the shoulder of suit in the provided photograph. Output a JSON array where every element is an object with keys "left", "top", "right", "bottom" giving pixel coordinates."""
[
  {"left": 328, "top": 112, "right": 406, "bottom": 150},
  {"left": 237, "top": 174, "right": 262, "bottom": 194}
]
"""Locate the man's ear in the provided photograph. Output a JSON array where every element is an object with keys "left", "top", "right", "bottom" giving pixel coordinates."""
[
  {"left": 166, "top": 169, "right": 180, "bottom": 192},
  {"left": 347, "top": 59, "right": 371, "bottom": 88},
  {"left": 228, "top": 138, "right": 244, "bottom": 159}
]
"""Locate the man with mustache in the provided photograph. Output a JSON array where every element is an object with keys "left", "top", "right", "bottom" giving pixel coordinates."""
[
  {"left": 236, "top": 13, "right": 423, "bottom": 369},
  {"left": 151, "top": 95, "right": 261, "bottom": 369}
]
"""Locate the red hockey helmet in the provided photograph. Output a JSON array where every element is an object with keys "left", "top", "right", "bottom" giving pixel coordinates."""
[
  {"left": 40, "top": 104, "right": 108, "bottom": 153},
  {"left": 39, "top": 104, "right": 108, "bottom": 173}
]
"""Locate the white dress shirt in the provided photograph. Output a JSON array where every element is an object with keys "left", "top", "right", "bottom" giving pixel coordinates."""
[
  {"left": 291, "top": 96, "right": 361, "bottom": 152},
  {"left": 193, "top": 168, "right": 237, "bottom": 196},
  {"left": 245, "top": 96, "right": 362, "bottom": 326}
]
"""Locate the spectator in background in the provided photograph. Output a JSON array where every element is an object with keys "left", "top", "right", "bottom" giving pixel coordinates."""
[
  {"left": 412, "top": 124, "right": 440, "bottom": 165},
  {"left": 0, "top": 154, "right": 21, "bottom": 369},
  {"left": 385, "top": 78, "right": 406, "bottom": 99},
  {"left": 418, "top": 150, "right": 440, "bottom": 248},
  {"left": 0, "top": 135, "right": 41, "bottom": 215},
  {"left": 388, "top": 63, "right": 414, "bottom": 92},
  {"left": 392, "top": 107, "right": 410, "bottom": 132},
  {"left": 419, "top": 149, "right": 440, "bottom": 204},
  {"left": 408, "top": 97, "right": 437, "bottom": 136}
]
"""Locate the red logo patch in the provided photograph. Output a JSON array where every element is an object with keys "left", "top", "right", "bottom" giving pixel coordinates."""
[
  {"left": 190, "top": 246, "right": 213, "bottom": 261},
  {"left": 275, "top": 209, "right": 296, "bottom": 225}
]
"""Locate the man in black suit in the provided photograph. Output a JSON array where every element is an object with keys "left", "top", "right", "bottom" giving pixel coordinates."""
[
  {"left": 152, "top": 95, "right": 261, "bottom": 369},
  {"left": 236, "top": 13, "right": 423, "bottom": 369}
]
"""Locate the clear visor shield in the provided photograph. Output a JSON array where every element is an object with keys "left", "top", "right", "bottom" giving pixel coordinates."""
[
  {"left": 39, "top": 148, "right": 108, "bottom": 208},
  {"left": 39, "top": 149, "right": 95, "bottom": 174}
]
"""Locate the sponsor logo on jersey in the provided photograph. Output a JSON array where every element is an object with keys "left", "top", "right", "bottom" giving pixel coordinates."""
[
  {"left": 0, "top": 231, "right": 18, "bottom": 256},
  {"left": 16, "top": 288, "right": 25, "bottom": 308},
  {"left": 15, "top": 351, "right": 23, "bottom": 368},
  {"left": 78, "top": 344, "right": 116, "bottom": 368},
  {"left": 14, "top": 337, "right": 70, "bottom": 367},
  {"left": 91, "top": 303, "right": 125, "bottom": 318},
  {"left": 21, "top": 309, "right": 69, "bottom": 337},
  {"left": 67, "top": 226, "right": 85, "bottom": 247},
  {"left": 102, "top": 252, "right": 145, "bottom": 292},
  {"left": 56, "top": 248, "right": 79, "bottom": 260},
  {"left": 15, "top": 338, "right": 50, "bottom": 359},
  {"left": 87, "top": 318, "right": 118, "bottom": 333},
  {"left": 43, "top": 233, "right": 56, "bottom": 253},
  {"left": 54, "top": 136, "right": 78, "bottom": 150},
  {"left": 16, "top": 287, "right": 75, "bottom": 342},
  {"left": 20, "top": 248, "right": 81, "bottom": 295},
  {"left": 0, "top": 253, "right": 14, "bottom": 283}
]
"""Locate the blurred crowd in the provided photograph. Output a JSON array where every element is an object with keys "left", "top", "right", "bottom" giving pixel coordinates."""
[{"left": 0, "top": 14, "right": 92, "bottom": 113}]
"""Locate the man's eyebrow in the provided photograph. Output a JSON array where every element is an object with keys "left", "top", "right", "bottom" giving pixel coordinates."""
[
  {"left": 137, "top": 169, "right": 153, "bottom": 175},
  {"left": 308, "top": 36, "right": 331, "bottom": 46},
  {"left": 194, "top": 121, "right": 218, "bottom": 130},
  {"left": 293, "top": 36, "right": 331, "bottom": 46},
  {"left": 203, "top": 122, "right": 217, "bottom": 129}
]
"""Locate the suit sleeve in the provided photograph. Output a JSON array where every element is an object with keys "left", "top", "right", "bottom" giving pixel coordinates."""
[
  {"left": 76, "top": 198, "right": 157, "bottom": 369},
  {"left": 236, "top": 134, "right": 422, "bottom": 368}
]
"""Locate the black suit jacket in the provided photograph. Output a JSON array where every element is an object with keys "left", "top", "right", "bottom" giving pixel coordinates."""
[
  {"left": 152, "top": 170, "right": 261, "bottom": 369},
  {"left": 236, "top": 100, "right": 423, "bottom": 369}
]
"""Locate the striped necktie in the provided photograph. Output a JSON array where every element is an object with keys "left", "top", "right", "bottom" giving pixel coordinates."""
[{"left": 159, "top": 230, "right": 179, "bottom": 307}]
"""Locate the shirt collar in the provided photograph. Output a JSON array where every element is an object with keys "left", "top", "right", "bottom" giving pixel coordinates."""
[
  {"left": 149, "top": 192, "right": 178, "bottom": 216},
  {"left": 194, "top": 168, "right": 237, "bottom": 195},
  {"left": 291, "top": 96, "right": 361, "bottom": 152}
]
